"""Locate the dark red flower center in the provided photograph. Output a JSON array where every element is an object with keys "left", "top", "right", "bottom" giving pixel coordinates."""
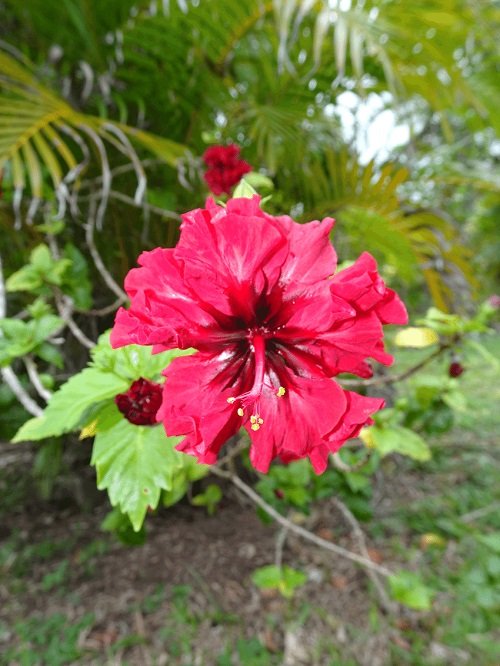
[{"left": 115, "top": 378, "right": 163, "bottom": 426}]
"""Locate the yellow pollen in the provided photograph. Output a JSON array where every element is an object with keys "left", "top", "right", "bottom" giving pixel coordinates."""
[
  {"left": 251, "top": 423, "right": 260, "bottom": 431},
  {"left": 237, "top": 407, "right": 244, "bottom": 417},
  {"left": 250, "top": 415, "right": 257, "bottom": 424},
  {"left": 277, "top": 386, "right": 286, "bottom": 397},
  {"left": 227, "top": 397, "right": 236, "bottom": 404}
]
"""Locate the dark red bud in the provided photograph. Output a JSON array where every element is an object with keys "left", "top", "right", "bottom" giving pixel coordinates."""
[
  {"left": 115, "top": 377, "right": 163, "bottom": 426},
  {"left": 449, "top": 362, "right": 465, "bottom": 378},
  {"left": 274, "top": 489, "right": 285, "bottom": 500}
]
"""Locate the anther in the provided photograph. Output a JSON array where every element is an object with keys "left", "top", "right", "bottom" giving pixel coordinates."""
[
  {"left": 227, "top": 397, "right": 236, "bottom": 404},
  {"left": 277, "top": 386, "right": 286, "bottom": 397},
  {"left": 237, "top": 407, "right": 244, "bottom": 417}
]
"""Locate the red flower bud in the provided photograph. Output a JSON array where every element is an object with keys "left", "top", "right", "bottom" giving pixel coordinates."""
[
  {"left": 274, "top": 489, "right": 285, "bottom": 500},
  {"left": 449, "top": 362, "right": 464, "bottom": 378},
  {"left": 202, "top": 144, "right": 251, "bottom": 195},
  {"left": 115, "top": 378, "right": 163, "bottom": 426}
]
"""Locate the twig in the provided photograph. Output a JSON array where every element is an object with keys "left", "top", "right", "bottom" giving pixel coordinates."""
[
  {"left": 0, "top": 367, "right": 44, "bottom": 417},
  {"left": 333, "top": 497, "right": 396, "bottom": 613},
  {"left": 341, "top": 343, "right": 451, "bottom": 387},
  {"left": 0, "top": 254, "right": 44, "bottom": 417},
  {"left": 275, "top": 526, "right": 288, "bottom": 569},
  {"left": 85, "top": 198, "right": 127, "bottom": 301},
  {"left": 460, "top": 502, "right": 500, "bottom": 523},
  {"left": 108, "top": 190, "right": 181, "bottom": 221},
  {"left": 211, "top": 467, "right": 392, "bottom": 578},
  {"left": 331, "top": 451, "right": 370, "bottom": 472},
  {"left": 54, "top": 291, "right": 95, "bottom": 349},
  {"left": 24, "top": 356, "right": 53, "bottom": 402},
  {"left": 75, "top": 296, "right": 125, "bottom": 317}
]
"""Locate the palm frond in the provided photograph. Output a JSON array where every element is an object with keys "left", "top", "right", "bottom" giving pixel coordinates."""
[
  {"left": 284, "top": 148, "right": 475, "bottom": 309},
  {"left": 0, "top": 49, "right": 185, "bottom": 227}
]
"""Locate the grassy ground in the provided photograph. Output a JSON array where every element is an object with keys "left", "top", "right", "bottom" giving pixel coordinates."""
[{"left": 0, "top": 335, "right": 499, "bottom": 665}]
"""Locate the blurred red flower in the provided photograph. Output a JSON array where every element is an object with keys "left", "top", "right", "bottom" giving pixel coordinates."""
[
  {"left": 115, "top": 378, "right": 163, "bottom": 426},
  {"left": 202, "top": 144, "right": 252, "bottom": 195},
  {"left": 111, "top": 196, "right": 407, "bottom": 473},
  {"left": 448, "top": 361, "right": 465, "bottom": 378}
]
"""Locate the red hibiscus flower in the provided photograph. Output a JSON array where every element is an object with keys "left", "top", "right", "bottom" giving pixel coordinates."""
[
  {"left": 115, "top": 378, "right": 163, "bottom": 426},
  {"left": 111, "top": 196, "right": 407, "bottom": 473},
  {"left": 202, "top": 144, "right": 252, "bottom": 196}
]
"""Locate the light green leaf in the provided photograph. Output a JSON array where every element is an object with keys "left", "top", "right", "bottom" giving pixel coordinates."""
[
  {"left": 91, "top": 415, "right": 185, "bottom": 531},
  {"left": 370, "top": 425, "right": 431, "bottom": 462},
  {"left": 252, "top": 564, "right": 307, "bottom": 599},
  {"left": 233, "top": 178, "right": 258, "bottom": 199},
  {"left": 389, "top": 571, "right": 435, "bottom": 611},
  {"left": 191, "top": 483, "right": 222, "bottom": 515}
]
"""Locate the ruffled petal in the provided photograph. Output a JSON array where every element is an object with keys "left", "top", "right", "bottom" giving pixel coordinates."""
[
  {"left": 331, "top": 252, "right": 408, "bottom": 325},
  {"left": 158, "top": 351, "right": 249, "bottom": 464},
  {"left": 246, "top": 374, "right": 347, "bottom": 473},
  {"left": 271, "top": 214, "right": 337, "bottom": 288},
  {"left": 110, "top": 248, "right": 220, "bottom": 350}
]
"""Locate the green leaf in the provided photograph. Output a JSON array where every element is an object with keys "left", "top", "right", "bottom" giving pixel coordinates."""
[
  {"left": 191, "top": 483, "right": 222, "bottom": 515},
  {"left": 90, "top": 331, "right": 194, "bottom": 382},
  {"left": 91, "top": 415, "right": 186, "bottom": 531},
  {"left": 12, "top": 367, "right": 129, "bottom": 442},
  {"left": 233, "top": 178, "right": 258, "bottom": 198},
  {"left": 61, "top": 243, "right": 93, "bottom": 310},
  {"left": 388, "top": 571, "right": 435, "bottom": 611},
  {"left": 101, "top": 507, "right": 146, "bottom": 546},
  {"left": 370, "top": 425, "right": 431, "bottom": 462},
  {"left": 252, "top": 564, "right": 307, "bottom": 599},
  {"left": 5, "top": 265, "right": 42, "bottom": 292}
]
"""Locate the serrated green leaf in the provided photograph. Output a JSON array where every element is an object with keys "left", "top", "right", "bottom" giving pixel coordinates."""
[
  {"left": 90, "top": 331, "right": 194, "bottom": 382},
  {"left": 12, "top": 367, "right": 129, "bottom": 442},
  {"left": 91, "top": 416, "right": 185, "bottom": 530},
  {"left": 370, "top": 425, "right": 431, "bottom": 462}
]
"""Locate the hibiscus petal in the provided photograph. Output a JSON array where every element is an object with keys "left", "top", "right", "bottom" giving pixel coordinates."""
[
  {"left": 331, "top": 251, "right": 408, "bottom": 325},
  {"left": 110, "top": 248, "right": 222, "bottom": 350},
  {"left": 272, "top": 214, "right": 337, "bottom": 287},
  {"left": 158, "top": 351, "right": 249, "bottom": 464},
  {"left": 246, "top": 375, "right": 347, "bottom": 473}
]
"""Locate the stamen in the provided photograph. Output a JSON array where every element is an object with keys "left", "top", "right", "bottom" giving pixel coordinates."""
[
  {"left": 237, "top": 407, "right": 244, "bottom": 417},
  {"left": 227, "top": 397, "right": 236, "bottom": 404},
  {"left": 277, "top": 386, "right": 286, "bottom": 397}
]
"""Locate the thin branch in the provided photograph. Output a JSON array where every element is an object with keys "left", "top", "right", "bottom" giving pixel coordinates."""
[
  {"left": 341, "top": 343, "right": 451, "bottom": 388},
  {"left": 460, "top": 502, "right": 500, "bottom": 524},
  {"left": 0, "top": 254, "right": 43, "bottom": 417},
  {"left": 24, "top": 356, "right": 53, "bottom": 402},
  {"left": 333, "top": 497, "right": 396, "bottom": 613},
  {"left": 85, "top": 198, "right": 127, "bottom": 301},
  {"left": 331, "top": 451, "right": 370, "bottom": 472},
  {"left": 211, "top": 467, "right": 392, "bottom": 578},
  {"left": 54, "top": 291, "right": 95, "bottom": 349},
  {"left": 1, "top": 367, "right": 44, "bottom": 417},
  {"left": 275, "top": 526, "right": 288, "bottom": 569},
  {"left": 108, "top": 190, "right": 181, "bottom": 221},
  {"left": 75, "top": 296, "right": 125, "bottom": 317}
]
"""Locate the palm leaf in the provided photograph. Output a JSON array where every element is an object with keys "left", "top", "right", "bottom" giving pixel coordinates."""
[
  {"left": 285, "top": 148, "right": 475, "bottom": 309},
  {"left": 0, "top": 49, "right": 185, "bottom": 226}
]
